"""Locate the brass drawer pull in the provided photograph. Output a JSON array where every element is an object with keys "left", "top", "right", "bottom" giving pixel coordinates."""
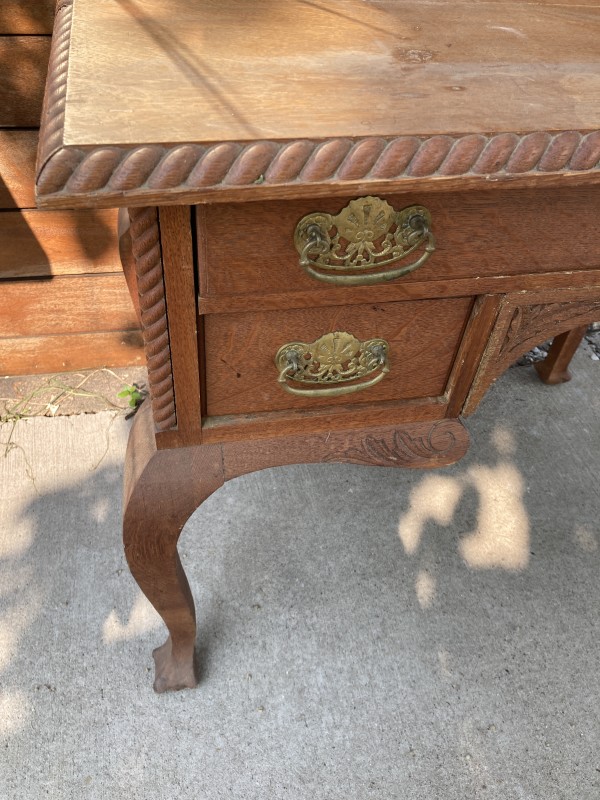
[
  {"left": 294, "top": 196, "right": 435, "bottom": 286},
  {"left": 275, "top": 331, "right": 390, "bottom": 398}
]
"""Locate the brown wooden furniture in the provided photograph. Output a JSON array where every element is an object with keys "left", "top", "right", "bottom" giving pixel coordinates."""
[{"left": 37, "top": 0, "right": 600, "bottom": 692}]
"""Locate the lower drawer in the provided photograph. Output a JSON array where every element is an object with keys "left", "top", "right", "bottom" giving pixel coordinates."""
[{"left": 203, "top": 296, "right": 473, "bottom": 417}]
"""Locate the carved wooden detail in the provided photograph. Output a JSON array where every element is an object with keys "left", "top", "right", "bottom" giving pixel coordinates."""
[
  {"left": 220, "top": 419, "right": 470, "bottom": 478},
  {"left": 465, "top": 294, "right": 600, "bottom": 415},
  {"left": 37, "top": 130, "right": 600, "bottom": 207},
  {"left": 499, "top": 300, "right": 600, "bottom": 363},
  {"left": 35, "top": 3, "right": 600, "bottom": 206},
  {"left": 37, "top": 0, "right": 72, "bottom": 178},
  {"left": 128, "top": 207, "right": 177, "bottom": 432},
  {"left": 124, "top": 404, "right": 470, "bottom": 692},
  {"left": 325, "top": 420, "right": 465, "bottom": 468},
  {"left": 34, "top": 7, "right": 600, "bottom": 205}
]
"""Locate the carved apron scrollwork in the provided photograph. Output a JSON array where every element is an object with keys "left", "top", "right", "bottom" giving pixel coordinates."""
[
  {"left": 331, "top": 420, "right": 462, "bottom": 468},
  {"left": 465, "top": 292, "right": 600, "bottom": 415}
]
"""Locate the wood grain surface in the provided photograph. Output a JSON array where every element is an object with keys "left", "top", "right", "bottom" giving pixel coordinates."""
[
  {"left": 0, "top": 209, "right": 120, "bottom": 278},
  {"left": 65, "top": 0, "right": 600, "bottom": 145},
  {"left": 222, "top": 417, "right": 470, "bottom": 478},
  {"left": 0, "top": 37, "right": 50, "bottom": 126},
  {"left": 444, "top": 295, "right": 503, "bottom": 417},
  {"left": 0, "top": 1, "right": 142, "bottom": 378},
  {"left": 159, "top": 206, "right": 203, "bottom": 438},
  {"left": 197, "top": 269, "right": 600, "bottom": 316},
  {"left": 204, "top": 296, "right": 473, "bottom": 416},
  {"left": 199, "top": 397, "right": 446, "bottom": 445},
  {"left": 0, "top": 330, "right": 144, "bottom": 375},
  {"left": 36, "top": 0, "right": 600, "bottom": 207},
  {"left": 0, "top": 130, "right": 39, "bottom": 208},
  {"left": 197, "top": 187, "right": 600, "bottom": 299},
  {"left": 1, "top": 274, "right": 139, "bottom": 337},
  {"left": 0, "top": 1, "right": 56, "bottom": 34},
  {"left": 123, "top": 401, "right": 223, "bottom": 692}
]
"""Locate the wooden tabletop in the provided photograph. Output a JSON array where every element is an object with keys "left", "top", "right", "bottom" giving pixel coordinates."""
[{"left": 37, "top": 0, "right": 600, "bottom": 207}]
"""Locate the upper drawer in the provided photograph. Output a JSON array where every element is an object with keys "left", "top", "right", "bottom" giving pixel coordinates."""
[{"left": 196, "top": 186, "right": 600, "bottom": 299}]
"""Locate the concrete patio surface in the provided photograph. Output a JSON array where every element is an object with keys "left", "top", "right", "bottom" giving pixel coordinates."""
[{"left": 0, "top": 351, "right": 599, "bottom": 799}]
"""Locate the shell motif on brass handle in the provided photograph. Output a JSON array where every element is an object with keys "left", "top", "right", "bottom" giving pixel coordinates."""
[
  {"left": 275, "top": 331, "right": 390, "bottom": 398},
  {"left": 294, "top": 196, "right": 435, "bottom": 286}
]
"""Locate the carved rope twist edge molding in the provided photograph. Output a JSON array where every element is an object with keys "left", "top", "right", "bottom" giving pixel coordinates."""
[
  {"left": 128, "top": 207, "right": 177, "bottom": 432},
  {"left": 37, "top": 0, "right": 72, "bottom": 173},
  {"left": 38, "top": 131, "right": 600, "bottom": 201},
  {"left": 37, "top": 3, "right": 600, "bottom": 201}
]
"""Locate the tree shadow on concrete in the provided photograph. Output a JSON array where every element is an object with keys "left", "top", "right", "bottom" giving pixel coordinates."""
[{"left": 1, "top": 363, "right": 599, "bottom": 797}]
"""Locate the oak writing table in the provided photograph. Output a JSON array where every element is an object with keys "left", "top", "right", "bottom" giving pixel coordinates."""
[{"left": 37, "top": 0, "right": 600, "bottom": 692}]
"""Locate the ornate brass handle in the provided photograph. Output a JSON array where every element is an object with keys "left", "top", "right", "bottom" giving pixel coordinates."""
[
  {"left": 275, "top": 331, "right": 390, "bottom": 398},
  {"left": 294, "top": 196, "right": 435, "bottom": 286}
]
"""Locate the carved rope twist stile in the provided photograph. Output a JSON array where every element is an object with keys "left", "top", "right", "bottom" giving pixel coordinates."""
[
  {"left": 128, "top": 208, "right": 177, "bottom": 431},
  {"left": 40, "top": 6, "right": 178, "bottom": 431},
  {"left": 37, "top": 0, "right": 73, "bottom": 176}
]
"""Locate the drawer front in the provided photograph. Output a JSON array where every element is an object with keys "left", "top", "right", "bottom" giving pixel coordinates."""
[
  {"left": 197, "top": 186, "right": 600, "bottom": 298},
  {"left": 203, "top": 296, "right": 473, "bottom": 417}
]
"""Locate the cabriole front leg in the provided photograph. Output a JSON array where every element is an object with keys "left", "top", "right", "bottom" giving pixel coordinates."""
[{"left": 122, "top": 402, "right": 223, "bottom": 692}]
